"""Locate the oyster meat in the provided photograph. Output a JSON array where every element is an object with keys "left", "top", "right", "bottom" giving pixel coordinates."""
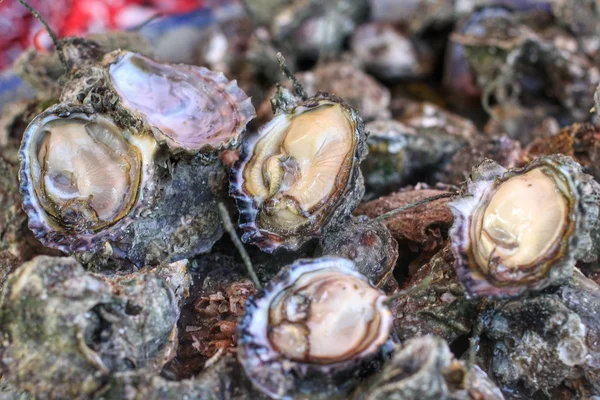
[
  {"left": 231, "top": 93, "right": 368, "bottom": 252},
  {"left": 238, "top": 257, "right": 393, "bottom": 399},
  {"left": 19, "top": 104, "right": 158, "bottom": 253},
  {"left": 449, "top": 155, "right": 600, "bottom": 297}
]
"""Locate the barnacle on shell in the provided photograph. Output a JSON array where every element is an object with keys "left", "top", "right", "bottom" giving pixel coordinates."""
[
  {"left": 231, "top": 93, "right": 368, "bottom": 252},
  {"left": 19, "top": 104, "right": 158, "bottom": 253},
  {"left": 238, "top": 257, "right": 392, "bottom": 399},
  {"left": 106, "top": 51, "right": 256, "bottom": 154},
  {"left": 449, "top": 155, "right": 599, "bottom": 298}
]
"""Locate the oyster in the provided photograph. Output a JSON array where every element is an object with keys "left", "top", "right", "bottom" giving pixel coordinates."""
[
  {"left": 238, "top": 257, "right": 393, "bottom": 399},
  {"left": 231, "top": 93, "right": 368, "bottom": 252},
  {"left": 350, "top": 22, "right": 434, "bottom": 81},
  {"left": 105, "top": 51, "right": 255, "bottom": 153},
  {"left": 449, "top": 155, "right": 600, "bottom": 298},
  {"left": 0, "top": 256, "right": 186, "bottom": 399},
  {"left": 319, "top": 216, "right": 399, "bottom": 291},
  {"left": 19, "top": 104, "right": 158, "bottom": 253},
  {"left": 478, "top": 270, "right": 600, "bottom": 398},
  {"left": 361, "top": 118, "right": 467, "bottom": 196},
  {"left": 352, "top": 336, "right": 504, "bottom": 400}
]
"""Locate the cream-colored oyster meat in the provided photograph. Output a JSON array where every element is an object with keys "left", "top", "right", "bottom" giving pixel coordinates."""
[
  {"left": 471, "top": 168, "right": 569, "bottom": 272},
  {"left": 34, "top": 119, "right": 140, "bottom": 226},
  {"left": 268, "top": 267, "right": 385, "bottom": 363},
  {"left": 243, "top": 102, "right": 355, "bottom": 232}
]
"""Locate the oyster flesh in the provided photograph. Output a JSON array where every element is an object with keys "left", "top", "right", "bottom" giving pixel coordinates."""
[
  {"left": 237, "top": 257, "right": 393, "bottom": 399},
  {"left": 231, "top": 93, "right": 368, "bottom": 252},
  {"left": 19, "top": 104, "right": 158, "bottom": 253},
  {"left": 449, "top": 155, "right": 600, "bottom": 298}
]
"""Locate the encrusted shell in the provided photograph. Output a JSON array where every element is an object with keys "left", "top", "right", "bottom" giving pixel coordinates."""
[
  {"left": 105, "top": 51, "right": 256, "bottom": 154},
  {"left": 449, "top": 155, "right": 600, "bottom": 298},
  {"left": 237, "top": 257, "right": 393, "bottom": 399},
  {"left": 230, "top": 92, "right": 368, "bottom": 253},
  {"left": 19, "top": 104, "right": 158, "bottom": 253}
]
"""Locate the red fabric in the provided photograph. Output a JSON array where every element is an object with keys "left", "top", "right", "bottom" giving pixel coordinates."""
[{"left": 0, "top": 0, "right": 204, "bottom": 70}]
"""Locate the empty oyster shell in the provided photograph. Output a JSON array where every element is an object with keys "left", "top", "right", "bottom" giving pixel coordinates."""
[
  {"left": 105, "top": 51, "right": 256, "bottom": 154},
  {"left": 19, "top": 104, "right": 158, "bottom": 253},
  {"left": 449, "top": 155, "right": 600, "bottom": 298},
  {"left": 231, "top": 93, "right": 368, "bottom": 252},
  {"left": 238, "top": 257, "right": 393, "bottom": 399}
]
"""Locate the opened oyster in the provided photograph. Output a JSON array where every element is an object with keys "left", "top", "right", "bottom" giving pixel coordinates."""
[
  {"left": 449, "top": 155, "right": 599, "bottom": 298},
  {"left": 231, "top": 93, "right": 368, "bottom": 252},
  {"left": 19, "top": 104, "right": 158, "bottom": 253},
  {"left": 238, "top": 257, "right": 393, "bottom": 399}
]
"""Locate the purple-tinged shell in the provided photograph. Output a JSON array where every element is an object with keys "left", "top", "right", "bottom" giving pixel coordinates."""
[
  {"left": 230, "top": 93, "right": 368, "bottom": 253},
  {"left": 106, "top": 51, "right": 256, "bottom": 154},
  {"left": 449, "top": 155, "right": 600, "bottom": 298},
  {"left": 19, "top": 104, "right": 159, "bottom": 253},
  {"left": 238, "top": 257, "right": 393, "bottom": 399}
]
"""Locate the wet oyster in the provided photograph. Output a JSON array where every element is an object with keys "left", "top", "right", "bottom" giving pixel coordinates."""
[
  {"left": 231, "top": 93, "right": 368, "bottom": 252},
  {"left": 449, "top": 155, "right": 600, "bottom": 298},
  {"left": 0, "top": 256, "right": 185, "bottom": 399},
  {"left": 318, "top": 216, "right": 399, "bottom": 291},
  {"left": 106, "top": 51, "right": 255, "bottom": 153},
  {"left": 478, "top": 270, "right": 600, "bottom": 398},
  {"left": 352, "top": 336, "right": 504, "bottom": 400},
  {"left": 238, "top": 257, "right": 393, "bottom": 399},
  {"left": 19, "top": 104, "right": 158, "bottom": 253}
]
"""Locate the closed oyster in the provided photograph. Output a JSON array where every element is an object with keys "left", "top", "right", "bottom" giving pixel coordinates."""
[
  {"left": 106, "top": 51, "right": 255, "bottom": 153},
  {"left": 238, "top": 257, "right": 393, "bottom": 399},
  {"left": 449, "top": 155, "right": 600, "bottom": 298},
  {"left": 352, "top": 336, "right": 504, "bottom": 400},
  {"left": 0, "top": 256, "right": 185, "bottom": 399},
  {"left": 478, "top": 270, "right": 600, "bottom": 398},
  {"left": 19, "top": 104, "right": 158, "bottom": 253},
  {"left": 318, "top": 216, "right": 399, "bottom": 292},
  {"left": 231, "top": 93, "right": 368, "bottom": 252}
]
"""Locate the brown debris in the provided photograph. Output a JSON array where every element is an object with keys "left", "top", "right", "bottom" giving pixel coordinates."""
[
  {"left": 355, "top": 187, "right": 453, "bottom": 253},
  {"left": 526, "top": 122, "right": 600, "bottom": 181}
]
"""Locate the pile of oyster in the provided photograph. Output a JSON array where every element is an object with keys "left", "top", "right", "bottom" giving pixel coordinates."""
[{"left": 2, "top": 0, "right": 600, "bottom": 399}]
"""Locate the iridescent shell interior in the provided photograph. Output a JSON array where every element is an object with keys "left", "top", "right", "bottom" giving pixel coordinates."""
[
  {"left": 19, "top": 109, "right": 157, "bottom": 252},
  {"left": 108, "top": 51, "right": 255, "bottom": 152}
]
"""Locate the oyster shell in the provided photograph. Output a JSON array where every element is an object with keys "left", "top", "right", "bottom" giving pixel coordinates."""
[
  {"left": 318, "top": 216, "right": 399, "bottom": 291},
  {"left": 238, "top": 257, "right": 393, "bottom": 399},
  {"left": 361, "top": 118, "right": 468, "bottom": 196},
  {"left": 231, "top": 93, "right": 368, "bottom": 252},
  {"left": 19, "top": 104, "right": 158, "bottom": 253},
  {"left": 350, "top": 22, "right": 434, "bottom": 81},
  {"left": 479, "top": 270, "right": 600, "bottom": 398},
  {"left": 449, "top": 155, "right": 600, "bottom": 298},
  {"left": 352, "top": 336, "right": 504, "bottom": 400},
  {"left": 106, "top": 51, "right": 256, "bottom": 154},
  {"left": 0, "top": 256, "right": 185, "bottom": 399}
]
